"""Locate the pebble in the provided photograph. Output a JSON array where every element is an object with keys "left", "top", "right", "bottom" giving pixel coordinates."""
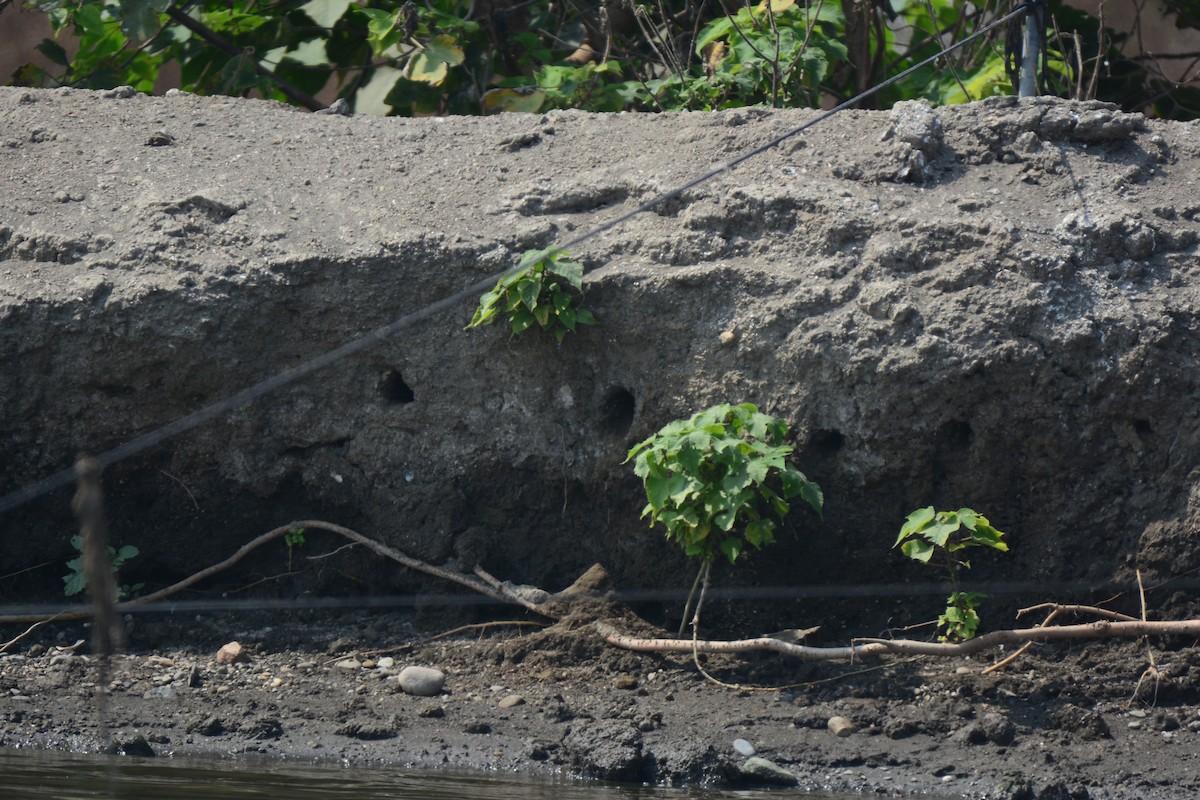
[
  {"left": 613, "top": 674, "right": 638, "bottom": 690},
  {"left": 215, "top": 642, "right": 249, "bottom": 665},
  {"left": 361, "top": 659, "right": 376, "bottom": 669},
  {"left": 732, "top": 737, "right": 756, "bottom": 756},
  {"left": 738, "top": 756, "right": 798, "bottom": 786},
  {"left": 398, "top": 666, "right": 445, "bottom": 697},
  {"left": 335, "top": 658, "right": 362, "bottom": 670},
  {"left": 719, "top": 330, "right": 736, "bottom": 345},
  {"left": 377, "top": 657, "right": 395, "bottom": 670},
  {"left": 827, "top": 716, "right": 855, "bottom": 738},
  {"left": 498, "top": 694, "right": 525, "bottom": 709}
]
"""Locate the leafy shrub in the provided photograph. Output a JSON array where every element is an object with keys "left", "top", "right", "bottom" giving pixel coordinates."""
[
  {"left": 62, "top": 535, "right": 142, "bottom": 600},
  {"left": 894, "top": 506, "right": 1007, "bottom": 641},
  {"left": 14, "top": 0, "right": 1197, "bottom": 120},
  {"left": 468, "top": 249, "right": 596, "bottom": 343},
  {"left": 627, "top": 403, "right": 822, "bottom": 565}
]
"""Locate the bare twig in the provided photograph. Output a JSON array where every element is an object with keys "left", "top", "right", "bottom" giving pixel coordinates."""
[
  {"left": 984, "top": 602, "right": 1140, "bottom": 674},
  {"left": 0, "top": 613, "right": 63, "bottom": 653},
  {"left": 1130, "top": 569, "right": 1163, "bottom": 707},
  {"left": 425, "top": 620, "right": 549, "bottom": 643}
]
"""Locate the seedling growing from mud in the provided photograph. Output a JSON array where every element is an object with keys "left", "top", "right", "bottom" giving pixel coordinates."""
[
  {"left": 627, "top": 403, "right": 823, "bottom": 634},
  {"left": 63, "top": 534, "right": 143, "bottom": 600},
  {"left": 467, "top": 248, "right": 596, "bottom": 343},
  {"left": 894, "top": 507, "right": 1007, "bottom": 641},
  {"left": 284, "top": 527, "right": 306, "bottom": 573}
]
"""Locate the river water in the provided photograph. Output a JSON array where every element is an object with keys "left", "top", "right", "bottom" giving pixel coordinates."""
[{"left": 0, "top": 749, "right": 883, "bottom": 800}]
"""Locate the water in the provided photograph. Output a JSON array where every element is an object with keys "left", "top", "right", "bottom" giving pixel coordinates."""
[{"left": 0, "top": 749, "right": 877, "bottom": 800}]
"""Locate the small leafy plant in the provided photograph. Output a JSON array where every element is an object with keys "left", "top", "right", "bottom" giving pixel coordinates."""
[
  {"left": 467, "top": 249, "right": 596, "bottom": 343},
  {"left": 284, "top": 527, "right": 306, "bottom": 573},
  {"left": 627, "top": 403, "right": 822, "bottom": 634},
  {"left": 894, "top": 507, "right": 1008, "bottom": 641},
  {"left": 63, "top": 535, "right": 142, "bottom": 600},
  {"left": 628, "top": 403, "right": 823, "bottom": 565}
]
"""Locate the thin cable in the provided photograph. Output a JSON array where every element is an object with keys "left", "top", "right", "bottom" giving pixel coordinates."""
[{"left": 0, "top": 5, "right": 1030, "bottom": 516}]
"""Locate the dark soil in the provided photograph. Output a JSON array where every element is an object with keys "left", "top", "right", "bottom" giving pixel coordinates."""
[{"left": 2, "top": 584, "right": 1199, "bottom": 799}]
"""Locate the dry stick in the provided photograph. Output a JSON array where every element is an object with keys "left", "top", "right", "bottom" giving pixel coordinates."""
[
  {"left": 982, "top": 602, "right": 1139, "bottom": 675},
  {"left": 472, "top": 565, "right": 555, "bottom": 615},
  {"left": 424, "top": 620, "right": 549, "bottom": 644},
  {"left": 597, "top": 618, "right": 1200, "bottom": 661},
  {"left": 1130, "top": 569, "right": 1163, "bottom": 706},
  {"left": 0, "top": 613, "right": 63, "bottom": 653}
]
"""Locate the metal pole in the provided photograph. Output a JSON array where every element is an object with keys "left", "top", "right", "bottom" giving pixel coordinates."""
[{"left": 1018, "top": 2, "right": 1042, "bottom": 97}]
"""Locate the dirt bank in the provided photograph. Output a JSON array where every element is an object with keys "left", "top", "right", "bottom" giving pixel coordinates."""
[{"left": 1, "top": 86, "right": 1199, "bottom": 797}]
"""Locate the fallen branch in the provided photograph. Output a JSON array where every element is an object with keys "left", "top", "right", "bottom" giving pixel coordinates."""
[
  {"left": 983, "top": 602, "right": 1139, "bottom": 674},
  {"left": 597, "top": 618, "right": 1200, "bottom": 661},
  {"left": 0, "top": 520, "right": 553, "bottom": 626}
]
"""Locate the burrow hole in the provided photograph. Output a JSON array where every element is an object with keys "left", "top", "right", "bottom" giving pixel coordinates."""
[
  {"left": 600, "top": 387, "right": 636, "bottom": 437},
  {"left": 809, "top": 429, "right": 845, "bottom": 458},
  {"left": 378, "top": 369, "right": 415, "bottom": 405}
]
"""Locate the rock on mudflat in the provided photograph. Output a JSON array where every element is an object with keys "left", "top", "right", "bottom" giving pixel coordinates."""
[
  {"left": 214, "top": 641, "right": 249, "bottom": 665},
  {"left": 827, "top": 716, "right": 854, "bottom": 737},
  {"left": 398, "top": 666, "right": 445, "bottom": 696},
  {"left": 738, "top": 756, "right": 798, "bottom": 786},
  {"left": 732, "top": 737, "right": 756, "bottom": 756}
]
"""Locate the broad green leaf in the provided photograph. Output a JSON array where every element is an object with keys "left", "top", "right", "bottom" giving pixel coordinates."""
[
  {"left": 517, "top": 273, "right": 542, "bottom": 310},
  {"left": 533, "top": 304, "right": 551, "bottom": 328},
  {"left": 719, "top": 537, "right": 743, "bottom": 563},
  {"left": 406, "top": 34, "right": 464, "bottom": 86},
  {"left": 896, "top": 506, "right": 935, "bottom": 545},
  {"left": 575, "top": 308, "right": 596, "bottom": 326},
  {"left": 352, "top": 65, "right": 403, "bottom": 115},
  {"left": 548, "top": 256, "right": 583, "bottom": 290},
  {"left": 900, "top": 539, "right": 934, "bottom": 563},
  {"left": 924, "top": 513, "right": 961, "bottom": 548},
  {"left": 481, "top": 87, "right": 547, "bottom": 114},
  {"left": 509, "top": 307, "right": 535, "bottom": 334},
  {"left": 302, "top": 0, "right": 351, "bottom": 29},
  {"left": 119, "top": 0, "right": 170, "bottom": 42},
  {"left": 744, "top": 518, "right": 774, "bottom": 547},
  {"left": 797, "top": 480, "right": 823, "bottom": 520},
  {"left": 280, "top": 38, "right": 329, "bottom": 67},
  {"left": 558, "top": 307, "right": 577, "bottom": 331}
]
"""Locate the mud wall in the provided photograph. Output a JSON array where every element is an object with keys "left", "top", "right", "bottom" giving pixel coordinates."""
[{"left": 1, "top": 87, "right": 1198, "bottom": 627}]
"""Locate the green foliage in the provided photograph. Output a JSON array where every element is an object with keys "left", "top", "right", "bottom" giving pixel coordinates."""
[
  {"left": 939, "top": 590, "right": 986, "bottom": 642},
  {"left": 894, "top": 506, "right": 1007, "bottom": 568},
  {"left": 627, "top": 403, "right": 822, "bottom": 565},
  {"left": 13, "top": 0, "right": 1198, "bottom": 120},
  {"left": 284, "top": 526, "right": 306, "bottom": 572},
  {"left": 62, "top": 535, "right": 142, "bottom": 600},
  {"left": 467, "top": 249, "right": 596, "bottom": 343},
  {"left": 894, "top": 507, "right": 1007, "bottom": 641}
]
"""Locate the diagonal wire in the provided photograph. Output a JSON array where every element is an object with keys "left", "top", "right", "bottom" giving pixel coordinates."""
[{"left": 0, "top": 4, "right": 1033, "bottom": 516}]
